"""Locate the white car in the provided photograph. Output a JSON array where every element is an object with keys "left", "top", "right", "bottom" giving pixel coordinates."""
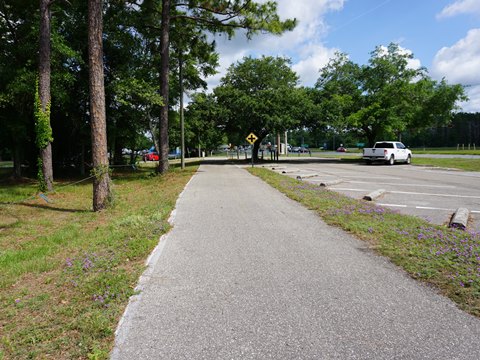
[{"left": 363, "top": 141, "right": 412, "bottom": 165}]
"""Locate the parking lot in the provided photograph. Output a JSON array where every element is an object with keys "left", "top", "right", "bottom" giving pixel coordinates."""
[{"left": 265, "top": 158, "right": 480, "bottom": 232}]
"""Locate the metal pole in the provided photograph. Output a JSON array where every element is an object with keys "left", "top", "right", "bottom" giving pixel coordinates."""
[
  {"left": 251, "top": 144, "right": 254, "bottom": 168},
  {"left": 179, "top": 54, "right": 185, "bottom": 169},
  {"left": 276, "top": 132, "right": 281, "bottom": 161},
  {"left": 285, "top": 131, "right": 288, "bottom": 157}
]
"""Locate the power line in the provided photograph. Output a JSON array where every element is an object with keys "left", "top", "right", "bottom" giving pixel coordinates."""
[{"left": 331, "top": 0, "right": 393, "bottom": 33}]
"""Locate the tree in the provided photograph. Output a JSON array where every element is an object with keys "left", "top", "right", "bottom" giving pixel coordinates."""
[
  {"left": 315, "top": 43, "right": 466, "bottom": 146},
  {"left": 154, "top": 0, "right": 296, "bottom": 173},
  {"left": 88, "top": 0, "right": 111, "bottom": 211},
  {"left": 1, "top": 0, "right": 81, "bottom": 179},
  {"left": 314, "top": 53, "right": 362, "bottom": 134},
  {"left": 0, "top": 0, "right": 39, "bottom": 178},
  {"left": 185, "top": 92, "right": 227, "bottom": 154},
  {"left": 214, "top": 56, "right": 307, "bottom": 161},
  {"left": 37, "top": 0, "right": 54, "bottom": 191},
  {"left": 1, "top": 1, "right": 295, "bottom": 181},
  {"left": 169, "top": 18, "right": 220, "bottom": 168}
]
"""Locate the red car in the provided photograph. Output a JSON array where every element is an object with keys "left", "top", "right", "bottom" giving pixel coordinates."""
[
  {"left": 143, "top": 152, "right": 159, "bottom": 161},
  {"left": 336, "top": 147, "right": 347, "bottom": 152}
]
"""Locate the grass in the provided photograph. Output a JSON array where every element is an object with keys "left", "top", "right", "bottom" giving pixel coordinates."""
[
  {"left": 0, "top": 162, "right": 198, "bottom": 359},
  {"left": 412, "top": 158, "right": 480, "bottom": 172},
  {"left": 248, "top": 167, "right": 480, "bottom": 317},
  {"left": 411, "top": 147, "right": 480, "bottom": 155}
]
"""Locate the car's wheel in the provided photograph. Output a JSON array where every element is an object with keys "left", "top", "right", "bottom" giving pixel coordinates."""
[
  {"left": 388, "top": 155, "right": 395, "bottom": 165},
  {"left": 406, "top": 155, "right": 411, "bottom": 164}
]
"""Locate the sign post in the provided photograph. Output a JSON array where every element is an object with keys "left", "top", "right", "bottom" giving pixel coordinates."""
[{"left": 246, "top": 132, "right": 258, "bottom": 168}]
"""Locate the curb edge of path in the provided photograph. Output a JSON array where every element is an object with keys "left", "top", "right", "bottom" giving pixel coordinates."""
[{"left": 110, "top": 171, "right": 198, "bottom": 359}]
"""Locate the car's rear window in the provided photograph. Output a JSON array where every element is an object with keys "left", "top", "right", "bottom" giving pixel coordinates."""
[{"left": 374, "top": 142, "right": 393, "bottom": 148}]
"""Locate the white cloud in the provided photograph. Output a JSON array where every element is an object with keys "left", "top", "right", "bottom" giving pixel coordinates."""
[
  {"left": 432, "top": 28, "right": 480, "bottom": 85},
  {"left": 276, "top": 0, "right": 344, "bottom": 39},
  {"left": 437, "top": 0, "right": 480, "bottom": 19},
  {"left": 204, "top": 0, "right": 346, "bottom": 91},
  {"left": 459, "top": 86, "right": 480, "bottom": 112},
  {"left": 432, "top": 29, "right": 480, "bottom": 112},
  {"left": 277, "top": 0, "right": 344, "bottom": 20},
  {"left": 292, "top": 44, "right": 339, "bottom": 86}
]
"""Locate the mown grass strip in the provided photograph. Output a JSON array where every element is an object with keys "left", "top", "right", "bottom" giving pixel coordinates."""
[
  {"left": 0, "top": 163, "right": 198, "bottom": 359},
  {"left": 248, "top": 167, "right": 480, "bottom": 317},
  {"left": 411, "top": 148, "right": 480, "bottom": 155},
  {"left": 413, "top": 157, "right": 480, "bottom": 172}
]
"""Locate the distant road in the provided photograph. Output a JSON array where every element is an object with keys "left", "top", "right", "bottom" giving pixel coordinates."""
[{"left": 313, "top": 151, "right": 480, "bottom": 159}]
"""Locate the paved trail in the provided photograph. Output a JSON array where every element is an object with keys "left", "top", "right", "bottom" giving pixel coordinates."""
[{"left": 112, "top": 163, "right": 480, "bottom": 359}]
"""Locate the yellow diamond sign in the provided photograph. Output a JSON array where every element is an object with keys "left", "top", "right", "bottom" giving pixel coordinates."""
[{"left": 246, "top": 132, "right": 258, "bottom": 145}]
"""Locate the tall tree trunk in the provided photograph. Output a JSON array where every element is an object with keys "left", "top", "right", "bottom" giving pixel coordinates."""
[
  {"left": 157, "top": 0, "right": 170, "bottom": 174},
  {"left": 113, "top": 136, "right": 124, "bottom": 165},
  {"left": 13, "top": 144, "right": 22, "bottom": 179},
  {"left": 88, "top": 0, "right": 111, "bottom": 211},
  {"left": 39, "top": 0, "right": 54, "bottom": 191},
  {"left": 252, "top": 140, "right": 260, "bottom": 162}
]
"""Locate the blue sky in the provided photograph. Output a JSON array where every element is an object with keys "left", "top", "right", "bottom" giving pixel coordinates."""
[{"left": 208, "top": 0, "right": 480, "bottom": 112}]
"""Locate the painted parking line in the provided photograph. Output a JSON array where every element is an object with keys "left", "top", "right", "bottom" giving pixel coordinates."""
[
  {"left": 378, "top": 204, "right": 454, "bottom": 212},
  {"left": 416, "top": 206, "right": 456, "bottom": 211},
  {"left": 391, "top": 190, "right": 480, "bottom": 199},
  {"left": 341, "top": 176, "right": 397, "bottom": 180},
  {"left": 333, "top": 188, "right": 480, "bottom": 200},
  {"left": 377, "top": 203, "right": 407, "bottom": 208},
  {"left": 334, "top": 188, "right": 376, "bottom": 192},
  {"left": 348, "top": 181, "right": 456, "bottom": 189},
  {"left": 378, "top": 203, "right": 480, "bottom": 213}
]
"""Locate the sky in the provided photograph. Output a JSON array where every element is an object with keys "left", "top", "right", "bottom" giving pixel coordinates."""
[{"left": 207, "top": 0, "right": 480, "bottom": 112}]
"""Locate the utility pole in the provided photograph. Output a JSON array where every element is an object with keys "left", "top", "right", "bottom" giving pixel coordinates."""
[
  {"left": 285, "top": 131, "right": 288, "bottom": 157},
  {"left": 179, "top": 53, "right": 185, "bottom": 169},
  {"left": 276, "top": 133, "right": 281, "bottom": 161}
]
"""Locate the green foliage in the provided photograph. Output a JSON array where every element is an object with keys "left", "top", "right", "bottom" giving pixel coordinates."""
[
  {"left": 37, "top": 157, "right": 47, "bottom": 193},
  {"left": 213, "top": 56, "right": 309, "bottom": 147},
  {"left": 90, "top": 164, "right": 111, "bottom": 182},
  {"left": 1, "top": 0, "right": 296, "bottom": 174},
  {"left": 171, "top": 1, "right": 297, "bottom": 39},
  {"left": 34, "top": 81, "right": 53, "bottom": 150},
  {"left": 34, "top": 81, "right": 53, "bottom": 192},
  {"left": 185, "top": 93, "right": 227, "bottom": 151},
  {"left": 314, "top": 43, "right": 466, "bottom": 145},
  {"left": 115, "top": 78, "right": 164, "bottom": 108}
]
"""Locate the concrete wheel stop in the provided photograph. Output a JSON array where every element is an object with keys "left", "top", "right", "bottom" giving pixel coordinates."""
[{"left": 449, "top": 208, "right": 469, "bottom": 230}]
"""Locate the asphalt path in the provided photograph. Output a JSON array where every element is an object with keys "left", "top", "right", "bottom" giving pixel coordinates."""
[{"left": 112, "top": 162, "right": 480, "bottom": 359}]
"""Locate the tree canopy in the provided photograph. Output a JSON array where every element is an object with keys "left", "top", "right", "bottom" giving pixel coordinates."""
[
  {"left": 314, "top": 43, "right": 467, "bottom": 146},
  {"left": 0, "top": 0, "right": 472, "bottom": 187},
  {"left": 212, "top": 56, "right": 312, "bottom": 159},
  {"left": 0, "top": 0, "right": 295, "bottom": 178}
]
